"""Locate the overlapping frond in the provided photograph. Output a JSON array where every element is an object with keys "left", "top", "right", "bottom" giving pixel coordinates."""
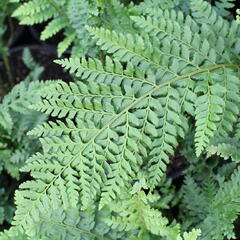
[
  {"left": 180, "top": 167, "right": 240, "bottom": 240},
  {"left": 11, "top": 3, "right": 240, "bottom": 239},
  {"left": 0, "top": 49, "right": 48, "bottom": 179},
  {"left": 14, "top": 201, "right": 126, "bottom": 239},
  {"left": 200, "top": 167, "right": 240, "bottom": 240},
  {"left": 12, "top": 0, "right": 56, "bottom": 25},
  {"left": 207, "top": 138, "right": 240, "bottom": 161},
  {"left": 107, "top": 190, "right": 201, "bottom": 239},
  {"left": 190, "top": 0, "right": 240, "bottom": 57},
  {"left": 11, "top": 0, "right": 137, "bottom": 57},
  {"left": 41, "top": 18, "right": 68, "bottom": 41}
]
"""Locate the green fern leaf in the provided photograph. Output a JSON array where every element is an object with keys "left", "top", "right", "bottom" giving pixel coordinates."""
[
  {"left": 190, "top": 0, "right": 240, "bottom": 57},
  {"left": 41, "top": 17, "right": 68, "bottom": 40},
  {"left": 11, "top": 8, "right": 240, "bottom": 237},
  {"left": 194, "top": 72, "right": 226, "bottom": 156},
  {"left": 214, "top": 0, "right": 235, "bottom": 18},
  {"left": 207, "top": 138, "right": 240, "bottom": 161},
  {"left": 57, "top": 32, "right": 76, "bottom": 57},
  {"left": 12, "top": 0, "right": 55, "bottom": 25}
]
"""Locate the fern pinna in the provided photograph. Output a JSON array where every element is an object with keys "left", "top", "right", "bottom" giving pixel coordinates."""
[
  {"left": 7, "top": 0, "right": 240, "bottom": 239},
  {"left": 12, "top": 0, "right": 135, "bottom": 57}
]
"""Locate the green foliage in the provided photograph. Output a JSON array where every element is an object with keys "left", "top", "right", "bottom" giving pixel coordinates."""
[
  {"left": 12, "top": 0, "right": 136, "bottom": 57},
  {"left": 6, "top": 0, "right": 240, "bottom": 239},
  {"left": 0, "top": 0, "right": 239, "bottom": 239},
  {"left": 213, "top": 0, "right": 236, "bottom": 18},
  {"left": 0, "top": 227, "right": 27, "bottom": 240},
  {"left": 107, "top": 189, "right": 201, "bottom": 240},
  {"left": 0, "top": 49, "right": 47, "bottom": 179},
  {"left": 0, "top": 187, "right": 15, "bottom": 226},
  {"left": 206, "top": 137, "right": 240, "bottom": 161},
  {"left": 180, "top": 165, "right": 240, "bottom": 240},
  {"left": 0, "top": 0, "right": 19, "bottom": 55},
  {"left": 0, "top": 49, "right": 49, "bottom": 231}
]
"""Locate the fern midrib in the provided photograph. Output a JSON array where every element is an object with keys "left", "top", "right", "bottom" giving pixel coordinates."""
[
  {"left": 39, "top": 217, "right": 114, "bottom": 240},
  {"left": 196, "top": 72, "right": 212, "bottom": 156},
  {"left": 71, "top": 61, "right": 155, "bottom": 86},
  {"left": 45, "top": 101, "right": 115, "bottom": 115},
  {"left": 132, "top": 97, "right": 151, "bottom": 158},
  {"left": 54, "top": 89, "right": 137, "bottom": 100},
  {"left": 149, "top": 84, "right": 172, "bottom": 174},
  {"left": 19, "top": 63, "right": 239, "bottom": 229}
]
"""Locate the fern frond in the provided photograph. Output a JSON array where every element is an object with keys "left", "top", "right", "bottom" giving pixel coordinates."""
[
  {"left": 183, "top": 229, "right": 201, "bottom": 240},
  {"left": 107, "top": 189, "right": 201, "bottom": 239},
  {"left": 200, "top": 167, "right": 240, "bottom": 239},
  {"left": 214, "top": 0, "right": 235, "bottom": 18},
  {"left": 41, "top": 17, "right": 68, "bottom": 40},
  {"left": 190, "top": 0, "right": 240, "bottom": 56},
  {"left": 180, "top": 176, "right": 209, "bottom": 228},
  {"left": 0, "top": 49, "right": 48, "bottom": 179},
  {"left": 0, "top": 227, "right": 27, "bottom": 240},
  {"left": 131, "top": 13, "right": 232, "bottom": 64},
  {"left": 14, "top": 203, "right": 126, "bottom": 240},
  {"left": 12, "top": 0, "right": 55, "bottom": 25},
  {"left": 194, "top": 72, "right": 226, "bottom": 156},
  {"left": 11, "top": 7, "right": 240, "bottom": 237},
  {"left": 57, "top": 32, "right": 76, "bottom": 57},
  {"left": 180, "top": 167, "right": 240, "bottom": 240},
  {"left": 207, "top": 138, "right": 240, "bottom": 161},
  {"left": 12, "top": 0, "right": 49, "bottom": 16},
  {"left": 66, "top": 0, "right": 98, "bottom": 57},
  {"left": 214, "top": 68, "right": 240, "bottom": 137},
  {"left": 107, "top": 190, "right": 177, "bottom": 236}
]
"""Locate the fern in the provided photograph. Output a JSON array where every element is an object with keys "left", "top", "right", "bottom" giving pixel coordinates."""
[
  {"left": 0, "top": 0, "right": 19, "bottom": 56},
  {"left": 12, "top": 0, "right": 136, "bottom": 57},
  {"left": 214, "top": 0, "right": 236, "bottom": 18},
  {"left": 107, "top": 189, "right": 201, "bottom": 239},
  {"left": 206, "top": 137, "right": 240, "bottom": 161},
  {"left": 0, "top": 187, "right": 15, "bottom": 226},
  {"left": 4, "top": 0, "right": 240, "bottom": 239},
  {"left": 0, "top": 49, "right": 48, "bottom": 179},
  {"left": 0, "top": 228, "right": 27, "bottom": 240},
  {"left": 180, "top": 167, "right": 240, "bottom": 240}
]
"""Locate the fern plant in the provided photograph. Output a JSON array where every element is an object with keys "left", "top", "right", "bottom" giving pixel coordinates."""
[
  {"left": 0, "top": 0, "right": 19, "bottom": 88},
  {"left": 0, "top": 49, "right": 50, "bottom": 232},
  {"left": 0, "top": 0, "right": 18, "bottom": 56},
  {"left": 3, "top": 0, "right": 240, "bottom": 239},
  {"left": 12, "top": 0, "right": 136, "bottom": 57},
  {"left": 0, "top": 48, "right": 48, "bottom": 179},
  {"left": 179, "top": 163, "right": 240, "bottom": 240}
]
